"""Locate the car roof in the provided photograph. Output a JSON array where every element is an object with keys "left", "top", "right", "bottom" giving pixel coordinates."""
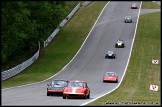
[
  {"left": 108, "top": 50, "right": 113, "bottom": 52},
  {"left": 117, "top": 39, "right": 123, "bottom": 41},
  {"left": 52, "top": 79, "right": 68, "bottom": 81},
  {"left": 106, "top": 72, "right": 117, "bottom": 75},
  {"left": 69, "top": 80, "right": 86, "bottom": 83},
  {"left": 106, "top": 72, "right": 116, "bottom": 73}
]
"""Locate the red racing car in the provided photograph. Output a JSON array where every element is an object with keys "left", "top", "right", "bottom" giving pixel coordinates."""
[
  {"left": 131, "top": 3, "right": 138, "bottom": 9},
  {"left": 63, "top": 80, "right": 90, "bottom": 99},
  {"left": 103, "top": 72, "right": 118, "bottom": 83}
]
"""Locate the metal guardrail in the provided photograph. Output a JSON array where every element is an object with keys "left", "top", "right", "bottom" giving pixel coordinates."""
[
  {"left": 44, "top": 3, "right": 81, "bottom": 47},
  {"left": 44, "top": 1, "right": 92, "bottom": 47},
  {"left": 82, "top": 1, "right": 92, "bottom": 7},
  {"left": 1, "top": 42, "right": 40, "bottom": 81},
  {"left": 44, "top": 27, "right": 60, "bottom": 47}
]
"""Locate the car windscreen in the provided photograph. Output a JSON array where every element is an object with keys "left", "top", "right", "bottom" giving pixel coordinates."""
[
  {"left": 117, "top": 41, "right": 122, "bottom": 43},
  {"left": 51, "top": 80, "right": 67, "bottom": 87},
  {"left": 126, "top": 16, "right": 131, "bottom": 19},
  {"left": 68, "top": 82, "right": 85, "bottom": 87},
  {"left": 108, "top": 51, "right": 113, "bottom": 54},
  {"left": 106, "top": 72, "right": 116, "bottom": 76}
]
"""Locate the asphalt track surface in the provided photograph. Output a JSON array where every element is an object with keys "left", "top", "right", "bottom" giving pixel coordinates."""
[{"left": 2, "top": 1, "right": 160, "bottom": 106}]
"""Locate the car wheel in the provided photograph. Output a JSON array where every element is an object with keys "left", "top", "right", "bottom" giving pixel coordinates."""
[
  {"left": 63, "top": 95, "right": 66, "bottom": 99},
  {"left": 87, "top": 92, "right": 90, "bottom": 99},
  {"left": 84, "top": 95, "right": 87, "bottom": 99},
  {"left": 47, "top": 92, "right": 50, "bottom": 96}
]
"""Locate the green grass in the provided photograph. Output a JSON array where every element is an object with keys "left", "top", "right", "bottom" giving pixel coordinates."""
[
  {"left": 86, "top": 2, "right": 160, "bottom": 106},
  {"left": 2, "top": 1, "right": 108, "bottom": 88},
  {"left": 142, "top": 1, "right": 160, "bottom": 9}
]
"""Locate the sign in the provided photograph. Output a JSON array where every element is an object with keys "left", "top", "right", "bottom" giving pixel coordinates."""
[
  {"left": 152, "top": 60, "right": 159, "bottom": 64},
  {"left": 150, "top": 85, "right": 158, "bottom": 91}
]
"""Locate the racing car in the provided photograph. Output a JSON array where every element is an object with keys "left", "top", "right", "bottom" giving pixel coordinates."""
[
  {"left": 124, "top": 16, "right": 132, "bottom": 23},
  {"left": 115, "top": 39, "right": 125, "bottom": 48},
  {"left": 105, "top": 51, "right": 116, "bottom": 59},
  {"left": 47, "top": 79, "right": 68, "bottom": 96},
  {"left": 131, "top": 3, "right": 138, "bottom": 9},
  {"left": 103, "top": 72, "right": 118, "bottom": 83},
  {"left": 63, "top": 80, "right": 90, "bottom": 99}
]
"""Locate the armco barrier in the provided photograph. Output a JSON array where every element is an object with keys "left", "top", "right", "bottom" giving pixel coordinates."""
[
  {"left": 1, "top": 42, "right": 40, "bottom": 81},
  {"left": 44, "top": 27, "right": 60, "bottom": 47},
  {"left": 83, "top": 1, "right": 92, "bottom": 7},
  {"left": 44, "top": 2, "right": 92, "bottom": 47},
  {"left": 44, "top": 3, "right": 80, "bottom": 47},
  {"left": 66, "top": 3, "right": 80, "bottom": 22},
  {"left": 59, "top": 3, "right": 81, "bottom": 28}
]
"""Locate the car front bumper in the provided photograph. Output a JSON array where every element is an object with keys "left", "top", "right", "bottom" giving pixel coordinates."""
[{"left": 63, "top": 92, "right": 86, "bottom": 98}]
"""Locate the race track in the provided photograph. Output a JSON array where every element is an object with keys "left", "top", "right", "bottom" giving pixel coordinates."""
[{"left": 2, "top": 1, "right": 153, "bottom": 106}]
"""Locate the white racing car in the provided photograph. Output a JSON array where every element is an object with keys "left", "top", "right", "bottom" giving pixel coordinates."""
[{"left": 115, "top": 39, "right": 125, "bottom": 48}]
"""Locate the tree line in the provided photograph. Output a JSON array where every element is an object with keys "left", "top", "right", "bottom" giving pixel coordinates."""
[{"left": 2, "top": 1, "right": 79, "bottom": 69}]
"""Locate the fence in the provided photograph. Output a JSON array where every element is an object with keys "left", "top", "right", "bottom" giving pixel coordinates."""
[
  {"left": 82, "top": 1, "right": 92, "bottom": 7},
  {"left": 1, "top": 42, "right": 40, "bottom": 81},
  {"left": 44, "top": 1, "right": 92, "bottom": 47},
  {"left": 44, "top": 3, "right": 81, "bottom": 47}
]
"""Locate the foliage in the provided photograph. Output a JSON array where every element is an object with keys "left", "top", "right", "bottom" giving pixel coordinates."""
[{"left": 1, "top": 1, "right": 78, "bottom": 70}]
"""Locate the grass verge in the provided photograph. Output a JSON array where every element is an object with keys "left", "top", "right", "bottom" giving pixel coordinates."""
[
  {"left": 2, "top": 1, "right": 108, "bottom": 88},
  {"left": 141, "top": 1, "right": 160, "bottom": 9}
]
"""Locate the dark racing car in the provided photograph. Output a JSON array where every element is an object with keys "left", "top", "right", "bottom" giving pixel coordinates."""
[
  {"left": 47, "top": 79, "right": 68, "bottom": 96},
  {"left": 124, "top": 16, "right": 132, "bottom": 23},
  {"left": 105, "top": 51, "right": 116, "bottom": 59}
]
